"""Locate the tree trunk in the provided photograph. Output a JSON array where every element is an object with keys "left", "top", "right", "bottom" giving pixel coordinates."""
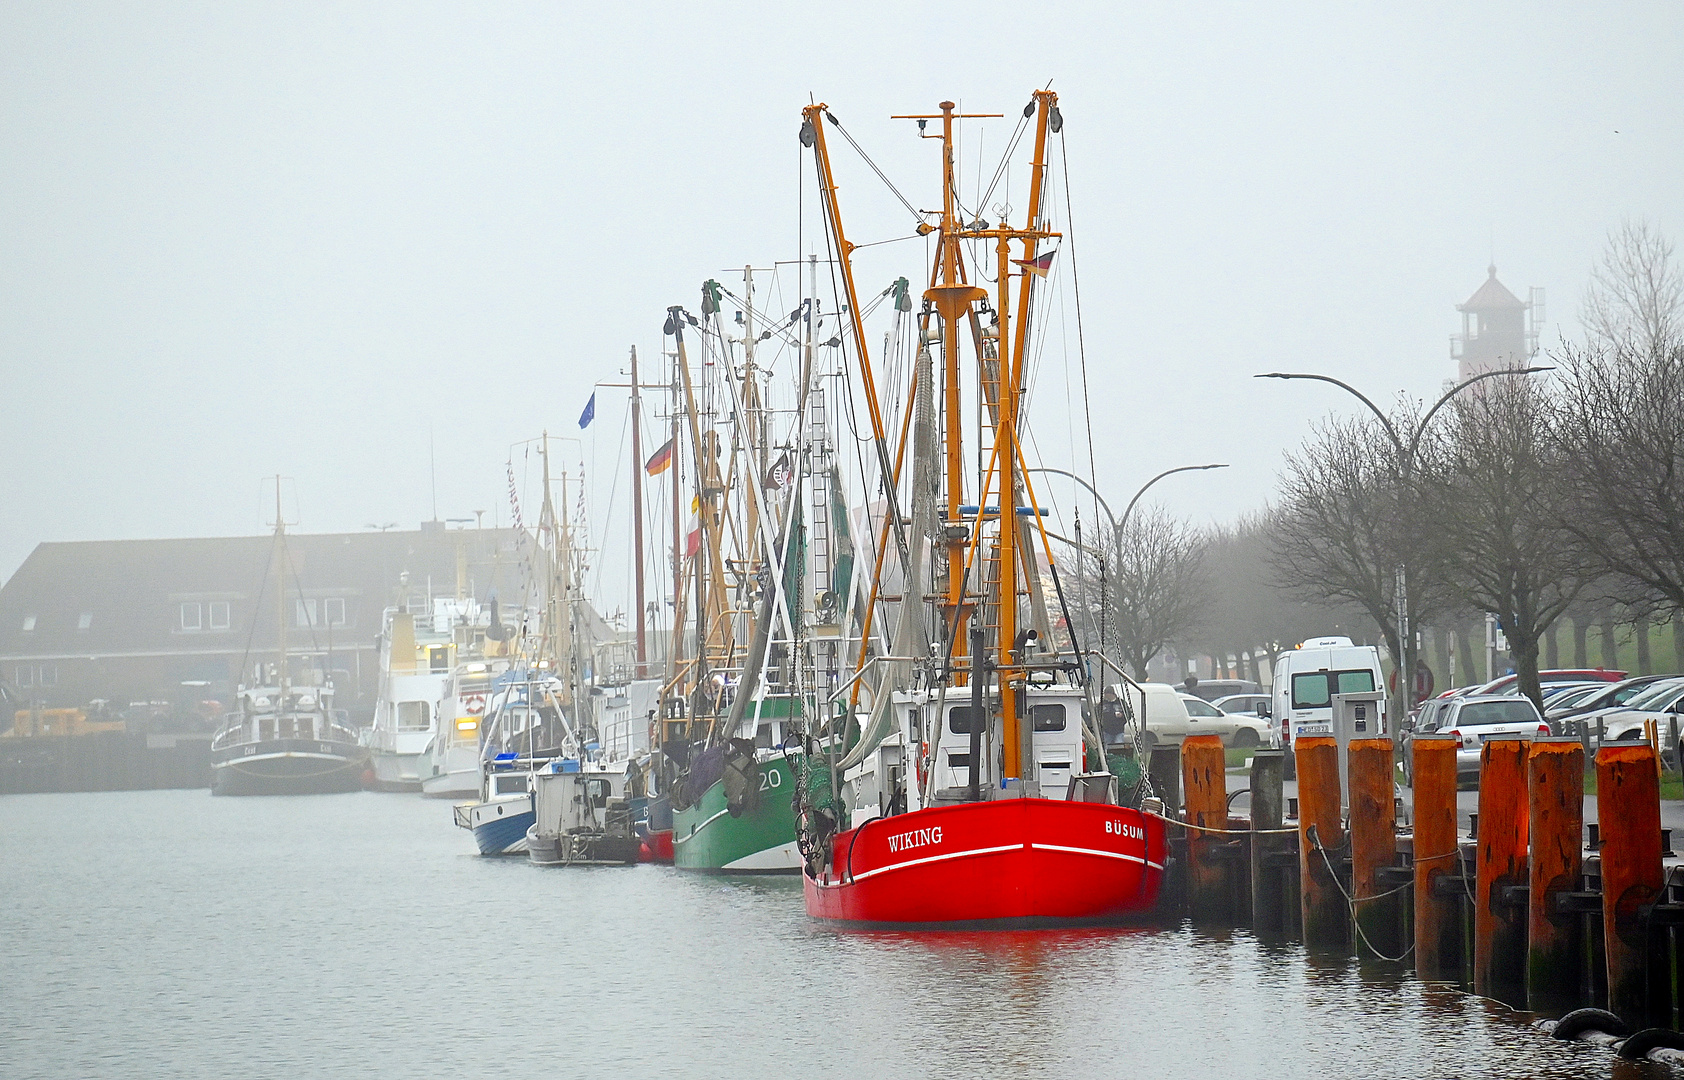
[
  {"left": 1572, "top": 617, "right": 1588, "bottom": 668},
  {"left": 1512, "top": 631, "right": 1544, "bottom": 713},
  {"left": 1675, "top": 615, "right": 1684, "bottom": 674},
  {"left": 1543, "top": 621, "right": 1560, "bottom": 670},
  {"left": 1432, "top": 627, "right": 1450, "bottom": 691},
  {"left": 1457, "top": 624, "right": 1479, "bottom": 690},
  {"left": 1600, "top": 619, "right": 1619, "bottom": 671},
  {"left": 1635, "top": 614, "right": 1652, "bottom": 675}
]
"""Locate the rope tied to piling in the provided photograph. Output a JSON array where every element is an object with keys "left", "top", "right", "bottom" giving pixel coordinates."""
[{"left": 1143, "top": 811, "right": 1297, "bottom": 836}]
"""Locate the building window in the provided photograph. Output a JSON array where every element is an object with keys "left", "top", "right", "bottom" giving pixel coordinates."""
[
  {"left": 22, "top": 615, "right": 36, "bottom": 632},
  {"left": 296, "top": 599, "right": 318, "bottom": 627},
  {"left": 208, "top": 601, "right": 230, "bottom": 630},
  {"left": 180, "top": 602, "right": 202, "bottom": 631},
  {"left": 324, "top": 597, "right": 346, "bottom": 628},
  {"left": 38, "top": 664, "right": 55, "bottom": 687},
  {"left": 15, "top": 665, "right": 31, "bottom": 687},
  {"left": 78, "top": 612, "right": 93, "bottom": 630}
]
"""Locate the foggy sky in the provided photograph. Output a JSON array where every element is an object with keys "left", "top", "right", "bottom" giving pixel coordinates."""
[{"left": 3, "top": 2, "right": 1681, "bottom": 609}]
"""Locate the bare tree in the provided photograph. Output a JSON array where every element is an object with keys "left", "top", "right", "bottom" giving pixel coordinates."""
[
  {"left": 1196, "top": 512, "right": 1366, "bottom": 677},
  {"left": 1269, "top": 409, "right": 1455, "bottom": 718},
  {"left": 1555, "top": 222, "right": 1684, "bottom": 620},
  {"left": 1582, "top": 220, "right": 1684, "bottom": 355},
  {"left": 1086, "top": 507, "right": 1209, "bottom": 681},
  {"left": 1423, "top": 378, "right": 1591, "bottom": 708}
]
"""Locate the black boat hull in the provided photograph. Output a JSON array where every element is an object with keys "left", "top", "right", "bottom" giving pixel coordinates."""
[
  {"left": 211, "top": 739, "right": 367, "bottom": 796},
  {"left": 525, "top": 826, "right": 641, "bottom": 867}
]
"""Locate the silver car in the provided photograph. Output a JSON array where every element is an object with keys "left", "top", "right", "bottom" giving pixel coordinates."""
[{"left": 1412, "top": 695, "right": 1549, "bottom": 785}]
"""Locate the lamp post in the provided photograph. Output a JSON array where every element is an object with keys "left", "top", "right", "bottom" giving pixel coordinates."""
[
  {"left": 1256, "top": 365, "right": 1552, "bottom": 716},
  {"left": 1027, "top": 463, "right": 1228, "bottom": 674}
]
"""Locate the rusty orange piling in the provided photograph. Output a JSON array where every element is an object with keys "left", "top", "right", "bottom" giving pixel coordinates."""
[
  {"left": 1474, "top": 736, "right": 1529, "bottom": 1004},
  {"left": 1598, "top": 741, "right": 1667, "bottom": 1028},
  {"left": 1182, "top": 734, "right": 1231, "bottom": 921},
  {"left": 1527, "top": 737, "right": 1585, "bottom": 1010},
  {"left": 1412, "top": 737, "right": 1462, "bottom": 980},
  {"left": 1296, "top": 736, "right": 1347, "bottom": 949},
  {"left": 1349, "top": 737, "right": 1401, "bottom": 960}
]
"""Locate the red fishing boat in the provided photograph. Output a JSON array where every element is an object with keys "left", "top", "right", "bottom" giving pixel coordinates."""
[{"left": 791, "top": 92, "right": 1166, "bottom": 927}]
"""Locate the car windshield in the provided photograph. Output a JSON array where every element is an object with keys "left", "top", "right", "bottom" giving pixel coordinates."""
[
  {"left": 1290, "top": 669, "right": 1376, "bottom": 709},
  {"left": 1455, "top": 700, "right": 1539, "bottom": 727},
  {"left": 1548, "top": 686, "right": 1601, "bottom": 711},
  {"left": 1626, "top": 681, "right": 1684, "bottom": 710}
]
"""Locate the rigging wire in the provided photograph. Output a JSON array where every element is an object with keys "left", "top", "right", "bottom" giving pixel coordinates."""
[{"left": 822, "top": 110, "right": 923, "bottom": 223}]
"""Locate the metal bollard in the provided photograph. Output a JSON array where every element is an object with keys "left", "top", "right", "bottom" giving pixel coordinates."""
[
  {"left": 1598, "top": 742, "right": 1668, "bottom": 1029},
  {"left": 1349, "top": 737, "right": 1401, "bottom": 961},
  {"left": 1474, "top": 735, "right": 1529, "bottom": 1004},
  {"left": 1528, "top": 737, "right": 1585, "bottom": 1011},
  {"left": 1295, "top": 736, "right": 1347, "bottom": 950},
  {"left": 1181, "top": 734, "right": 1231, "bottom": 922},
  {"left": 1413, "top": 737, "right": 1462, "bottom": 980},
  {"left": 1249, "top": 749, "right": 1289, "bottom": 933}
]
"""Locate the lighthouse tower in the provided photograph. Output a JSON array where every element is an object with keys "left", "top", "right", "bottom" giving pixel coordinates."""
[{"left": 1451, "top": 265, "right": 1544, "bottom": 382}]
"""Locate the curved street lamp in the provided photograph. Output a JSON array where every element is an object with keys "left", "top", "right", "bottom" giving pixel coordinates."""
[{"left": 1254, "top": 364, "right": 1554, "bottom": 711}]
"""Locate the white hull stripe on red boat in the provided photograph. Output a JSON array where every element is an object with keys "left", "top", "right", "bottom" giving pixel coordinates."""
[
  {"left": 835, "top": 842, "right": 1024, "bottom": 885},
  {"left": 1030, "top": 842, "right": 1164, "bottom": 871}
]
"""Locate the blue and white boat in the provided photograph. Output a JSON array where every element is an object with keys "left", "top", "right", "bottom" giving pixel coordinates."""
[{"left": 453, "top": 672, "right": 576, "bottom": 855}]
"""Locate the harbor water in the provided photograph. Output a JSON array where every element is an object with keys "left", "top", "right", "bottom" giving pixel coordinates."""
[{"left": 1, "top": 790, "right": 1619, "bottom": 1079}]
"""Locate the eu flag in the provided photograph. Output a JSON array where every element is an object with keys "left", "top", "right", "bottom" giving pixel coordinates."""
[{"left": 578, "top": 392, "right": 596, "bottom": 429}]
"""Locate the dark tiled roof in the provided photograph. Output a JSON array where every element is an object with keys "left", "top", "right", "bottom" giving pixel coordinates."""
[
  {"left": 1458, "top": 265, "right": 1525, "bottom": 311},
  {"left": 0, "top": 526, "right": 529, "bottom": 660}
]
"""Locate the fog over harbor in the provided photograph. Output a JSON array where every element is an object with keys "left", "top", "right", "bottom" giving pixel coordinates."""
[{"left": 3, "top": 2, "right": 1681, "bottom": 598}]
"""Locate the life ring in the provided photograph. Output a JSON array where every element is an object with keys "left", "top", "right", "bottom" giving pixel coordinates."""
[{"left": 463, "top": 693, "right": 487, "bottom": 716}]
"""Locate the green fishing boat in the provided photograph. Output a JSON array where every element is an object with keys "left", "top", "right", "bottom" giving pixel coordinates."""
[{"left": 671, "top": 697, "right": 805, "bottom": 873}]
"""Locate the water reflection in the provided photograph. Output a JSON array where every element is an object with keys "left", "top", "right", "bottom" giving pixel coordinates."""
[{"left": 0, "top": 791, "right": 1630, "bottom": 1080}]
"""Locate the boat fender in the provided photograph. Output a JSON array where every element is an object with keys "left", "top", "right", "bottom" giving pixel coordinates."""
[
  {"left": 1617, "top": 1028, "right": 1684, "bottom": 1060},
  {"left": 1551, "top": 1008, "right": 1629, "bottom": 1041},
  {"left": 722, "top": 738, "right": 761, "bottom": 818}
]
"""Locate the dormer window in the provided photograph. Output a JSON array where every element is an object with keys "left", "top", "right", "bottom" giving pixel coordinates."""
[
  {"left": 78, "top": 612, "right": 92, "bottom": 630},
  {"left": 180, "top": 602, "right": 202, "bottom": 631}
]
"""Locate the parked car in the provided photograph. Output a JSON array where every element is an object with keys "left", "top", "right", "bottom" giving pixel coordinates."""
[
  {"left": 1546, "top": 675, "right": 1677, "bottom": 726},
  {"left": 1181, "top": 678, "right": 1262, "bottom": 703},
  {"left": 1469, "top": 669, "right": 1628, "bottom": 697},
  {"left": 1179, "top": 694, "right": 1274, "bottom": 749},
  {"left": 1411, "top": 695, "right": 1550, "bottom": 786},
  {"left": 1109, "top": 682, "right": 1194, "bottom": 755},
  {"left": 1594, "top": 678, "right": 1684, "bottom": 745},
  {"left": 1213, "top": 693, "right": 1271, "bottom": 719}
]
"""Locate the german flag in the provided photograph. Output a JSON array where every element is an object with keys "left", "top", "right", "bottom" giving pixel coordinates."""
[
  {"left": 1012, "top": 250, "right": 1056, "bottom": 278},
  {"left": 644, "top": 438, "right": 674, "bottom": 475}
]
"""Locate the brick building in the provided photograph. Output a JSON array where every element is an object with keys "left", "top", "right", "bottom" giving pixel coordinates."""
[{"left": 0, "top": 522, "right": 529, "bottom": 726}]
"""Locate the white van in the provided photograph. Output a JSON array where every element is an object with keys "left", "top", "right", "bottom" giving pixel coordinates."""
[
  {"left": 1271, "top": 636, "right": 1387, "bottom": 754},
  {"left": 1110, "top": 681, "right": 1198, "bottom": 753}
]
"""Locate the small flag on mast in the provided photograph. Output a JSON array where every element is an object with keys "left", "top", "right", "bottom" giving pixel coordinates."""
[
  {"left": 578, "top": 392, "right": 596, "bottom": 429},
  {"left": 1012, "top": 250, "right": 1057, "bottom": 278},
  {"left": 644, "top": 438, "right": 675, "bottom": 475}
]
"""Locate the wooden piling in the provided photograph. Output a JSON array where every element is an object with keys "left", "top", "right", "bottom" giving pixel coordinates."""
[
  {"left": 1527, "top": 737, "right": 1585, "bottom": 1011},
  {"left": 1598, "top": 742, "right": 1667, "bottom": 1029},
  {"left": 1349, "top": 737, "right": 1401, "bottom": 960},
  {"left": 1295, "top": 736, "right": 1347, "bottom": 950},
  {"left": 1149, "top": 743, "right": 1182, "bottom": 819},
  {"left": 1182, "top": 734, "right": 1231, "bottom": 921},
  {"left": 1250, "top": 749, "right": 1290, "bottom": 933},
  {"left": 1474, "top": 736, "right": 1529, "bottom": 1004},
  {"left": 1412, "top": 736, "right": 1462, "bottom": 980}
]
